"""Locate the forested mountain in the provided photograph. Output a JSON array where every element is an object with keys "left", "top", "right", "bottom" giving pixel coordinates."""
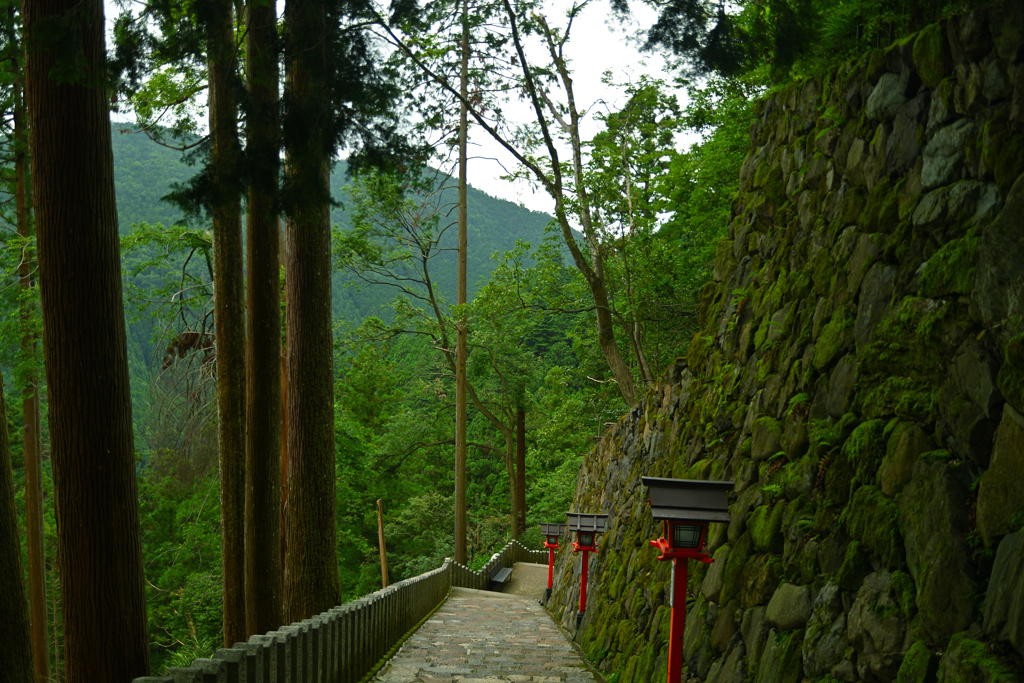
[{"left": 110, "top": 123, "right": 555, "bottom": 324}]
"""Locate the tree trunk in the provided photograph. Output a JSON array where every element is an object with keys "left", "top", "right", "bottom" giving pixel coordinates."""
[
  {"left": 280, "top": 350, "right": 288, "bottom": 573},
  {"left": 10, "top": 27, "right": 50, "bottom": 681},
  {"left": 24, "top": 0, "right": 150, "bottom": 678},
  {"left": 454, "top": 0, "right": 469, "bottom": 566},
  {"left": 515, "top": 406, "right": 526, "bottom": 537},
  {"left": 0, "top": 374, "right": 33, "bottom": 683},
  {"left": 506, "top": 442, "right": 519, "bottom": 540},
  {"left": 50, "top": 551, "right": 61, "bottom": 682},
  {"left": 573, "top": 248, "right": 636, "bottom": 404},
  {"left": 208, "top": 0, "right": 247, "bottom": 647},
  {"left": 282, "top": 0, "right": 342, "bottom": 621},
  {"left": 244, "top": 0, "right": 283, "bottom": 637}
]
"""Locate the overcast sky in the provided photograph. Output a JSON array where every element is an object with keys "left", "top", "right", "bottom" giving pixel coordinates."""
[
  {"left": 456, "top": 1, "right": 692, "bottom": 213},
  {"left": 105, "top": 0, "right": 692, "bottom": 214}
]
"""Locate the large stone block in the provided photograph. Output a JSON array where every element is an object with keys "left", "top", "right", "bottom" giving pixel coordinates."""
[
  {"left": 868, "top": 73, "right": 910, "bottom": 121},
  {"left": 854, "top": 263, "right": 896, "bottom": 349},
  {"left": 921, "top": 118, "right": 974, "bottom": 190},
  {"left": 972, "top": 174, "right": 1024, "bottom": 346},
  {"left": 896, "top": 641, "right": 940, "bottom": 683},
  {"left": 899, "top": 459, "right": 978, "bottom": 645},
  {"left": 766, "top": 583, "right": 813, "bottom": 631},
  {"left": 977, "top": 405, "right": 1024, "bottom": 545},
  {"left": 845, "top": 570, "right": 913, "bottom": 682},
  {"left": 748, "top": 502, "right": 786, "bottom": 554},
  {"left": 914, "top": 22, "right": 954, "bottom": 88},
  {"left": 983, "top": 532, "right": 1024, "bottom": 657},
  {"left": 751, "top": 417, "right": 783, "bottom": 461},
  {"left": 879, "top": 422, "right": 934, "bottom": 497},
  {"left": 741, "top": 606, "right": 771, "bottom": 671},
  {"left": 845, "top": 485, "right": 905, "bottom": 567},
  {"left": 802, "top": 582, "right": 846, "bottom": 678},
  {"left": 936, "top": 632, "right": 1021, "bottom": 683},
  {"left": 701, "top": 544, "right": 731, "bottom": 603},
  {"left": 886, "top": 92, "right": 930, "bottom": 176},
  {"left": 754, "top": 629, "right": 804, "bottom": 683},
  {"left": 827, "top": 354, "right": 858, "bottom": 419}
]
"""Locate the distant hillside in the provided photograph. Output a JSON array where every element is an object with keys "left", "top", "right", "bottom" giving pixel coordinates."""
[{"left": 109, "top": 124, "right": 556, "bottom": 323}]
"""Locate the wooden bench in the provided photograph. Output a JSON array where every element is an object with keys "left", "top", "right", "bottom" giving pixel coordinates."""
[{"left": 489, "top": 562, "right": 513, "bottom": 586}]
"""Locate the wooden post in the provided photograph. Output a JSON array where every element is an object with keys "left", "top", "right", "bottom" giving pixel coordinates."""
[{"left": 377, "top": 500, "right": 389, "bottom": 588}]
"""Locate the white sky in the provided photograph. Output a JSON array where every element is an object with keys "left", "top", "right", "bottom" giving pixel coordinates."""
[
  {"left": 105, "top": 0, "right": 694, "bottom": 214},
  {"left": 458, "top": 1, "right": 692, "bottom": 213}
]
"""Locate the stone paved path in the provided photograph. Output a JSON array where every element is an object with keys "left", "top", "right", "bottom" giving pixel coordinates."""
[{"left": 374, "top": 586, "right": 599, "bottom": 683}]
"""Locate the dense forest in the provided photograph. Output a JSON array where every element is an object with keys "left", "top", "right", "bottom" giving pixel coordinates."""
[{"left": 0, "top": 0, "right": 1000, "bottom": 681}]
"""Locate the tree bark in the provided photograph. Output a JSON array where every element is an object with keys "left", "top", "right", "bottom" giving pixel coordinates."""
[
  {"left": 208, "top": 0, "right": 247, "bottom": 647},
  {"left": 505, "top": 442, "right": 519, "bottom": 540},
  {"left": 0, "top": 374, "right": 33, "bottom": 683},
  {"left": 50, "top": 551, "right": 61, "bottom": 681},
  {"left": 454, "top": 0, "right": 469, "bottom": 566},
  {"left": 10, "top": 25, "right": 50, "bottom": 681},
  {"left": 244, "top": 0, "right": 283, "bottom": 638},
  {"left": 282, "top": 0, "right": 342, "bottom": 621},
  {"left": 23, "top": 0, "right": 150, "bottom": 678},
  {"left": 515, "top": 406, "right": 526, "bottom": 537}
]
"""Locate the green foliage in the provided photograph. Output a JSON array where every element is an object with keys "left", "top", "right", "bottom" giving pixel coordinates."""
[
  {"left": 660, "top": 79, "right": 753, "bottom": 289},
  {"left": 137, "top": 442, "right": 223, "bottom": 671}
]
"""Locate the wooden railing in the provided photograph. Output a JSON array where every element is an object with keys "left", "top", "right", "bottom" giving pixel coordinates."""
[{"left": 133, "top": 539, "right": 547, "bottom": 683}]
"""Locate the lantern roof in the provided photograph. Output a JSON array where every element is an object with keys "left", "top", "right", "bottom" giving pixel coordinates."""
[
  {"left": 641, "top": 477, "right": 734, "bottom": 523},
  {"left": 566, "top": 512, "right": 608, "bottom": 534},
  {"left": 540, "top": 523, "right": 567, "bottom": 537}
]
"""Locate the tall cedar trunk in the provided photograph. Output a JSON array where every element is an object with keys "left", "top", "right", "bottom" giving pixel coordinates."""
[
  {"left": 23, "top": 0, "right": 150, "bottom": 678},
  {"left": 244, "top": 0, "right": 283, "bottom": 637},
  {"left": 515, "top": 407, "right": 526, "bottom": 537},
  {"left": 454, "top": 0, "right": 469, "bottom": 566},
  {"left": 208, "top": 0, "right": 247, "bottom": 647},
  {"left": 0, "top": 375, "right": 33, "bottom": 683},
  {"left": 11, "top": 30, "right": 50, "bottom": 681},
  {"left": 282, "top": 0, "right": 342, "bottom": 620},
  {"left": 50, "top": 551, "right": 60, "bottom": 681},
  {"left": 280, "top": 351, "right": 288, "bottom": 571},
  {"left": 506, "top": 444, "right": 519, "bottom": 539}
]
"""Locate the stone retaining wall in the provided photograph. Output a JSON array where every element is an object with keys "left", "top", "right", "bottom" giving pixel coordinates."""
[
  {"left": 133, "top": 540, "right": 547, "bottom": 683},
  {"left": 546, "top": 2, "right": 1024, "bottom": 682}
]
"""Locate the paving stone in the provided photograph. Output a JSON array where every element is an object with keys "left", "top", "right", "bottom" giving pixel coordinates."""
[{"left": 374, "top": 588, "right": 598, "bottom": 683}]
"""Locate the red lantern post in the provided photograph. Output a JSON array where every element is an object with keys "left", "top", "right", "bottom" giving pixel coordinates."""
[
  {"left": 642, "top": 477, "right": 734, "bottom": 683},
  {"left": 540, "top": 523, "right": 567, "bottom": 603},
  {"left": 567, "top": 512, "right": 608, "bottom": 628},
  {"left": 650, "top": 521, "right": 713, "bottom": 683}
]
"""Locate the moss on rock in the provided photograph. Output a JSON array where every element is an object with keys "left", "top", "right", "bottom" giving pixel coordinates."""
[
  {"left": 813, "top": 307, "right": 856, "bottom": 371},
  {"left": 748, "top": 501, "right": 787, "bottom": 554},
  {"left": 936, "top": 632, "right": 1019, "bottom": 683},
  {"left": 913, "top": 22, "right": 954, "bottom": 89},
  {"left": 843, "top": 419, "right": 888, "bottom": 485},
  {"left": 844, "top": 484, "right": 906, "bottom": 567},
  {"left": 996, "top": 333, "right": 1024, "bottom": 415},
  {"left": 897, "top": 640, "right": 940, "bottom": 683},
  {"left": 836, "top": 540, "right": 872, "bottom": 591},
  {"left": 688, "top": 333, "right": 715, "bottom": 370},
  {"left": 741, "top": 553, "right": 783, "bottom": 608},
  {"left": 920, "top": 236, "right": 979, "bottom": 298},
  {"left": 858, "top": 177, "right": 902, "bottom": 234},
  {"left": 993, "top": 136, "right": 1024, "bottom": 200}
]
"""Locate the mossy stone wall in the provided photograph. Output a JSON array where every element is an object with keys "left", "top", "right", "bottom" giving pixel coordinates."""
[{"left": 547, "top": 3, "right": 1024, "bottom": 682}]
